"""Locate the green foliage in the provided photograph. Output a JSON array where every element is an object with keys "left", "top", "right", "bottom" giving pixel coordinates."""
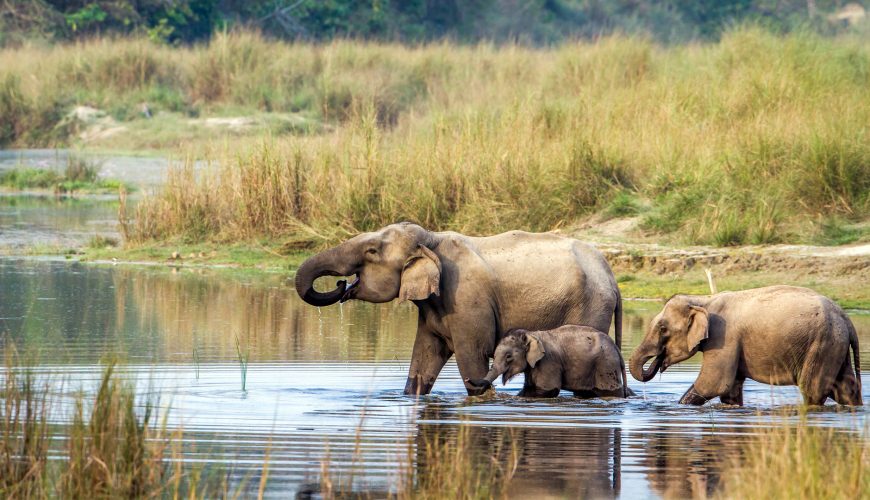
[
  {"left": 814, "top": 217, "right": 870, "bottom": 246},
  {"left": 603, "top": 192, "right": 642, "bottom": 219},
  {"left": 0, "top": 1, "right": 866, "bottom": 46},
  {"left": 65, "top": 4, "right": 108, "bottom": 33}
]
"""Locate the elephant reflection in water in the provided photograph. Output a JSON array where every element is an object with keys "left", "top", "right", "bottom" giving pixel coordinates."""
[
  {"left": 414, "top": 405, "right": 622, "bottom": 498},
  {"left": 635, "top": 428, "right": 737, "bottom": 499}
]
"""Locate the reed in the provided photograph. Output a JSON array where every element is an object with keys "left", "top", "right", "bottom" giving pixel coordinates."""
[
  {"left": 315, "top": 411, "right": 519, "bottom": 499},
  {"left": 0, "top": 351, "right": 231, "bottom": 498},
  {"left": 60, "top": 362, "right": 166, "bottom": 497},
  {"left": 398, "top": 425, "right": 520, "bottom": 500},
  {"left": 235, "top": 336, "right": 249, "bottom": 392},
  {"left": 0, "top": 348, "right": 51, "bottom": 498},
  {"left": 717, "top": 416, "right": 869, "bottom": 499}
]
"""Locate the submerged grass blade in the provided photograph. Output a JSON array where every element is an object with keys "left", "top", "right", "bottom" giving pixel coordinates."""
[{"left": 235, "top": 336, "right": 249, "bottom": 392}]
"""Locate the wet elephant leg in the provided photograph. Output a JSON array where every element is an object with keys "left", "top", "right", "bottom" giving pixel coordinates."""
[
  {"left": 798, "top": 344, "right": 839, "bottom": 406},
  {"left": 831, "top": 365, "right": 862, "bottom": 406},
  {"left": 405, "top": 328, "right": 451, "bottom": 396},
  {"left": 679, "top": 384, "right": 710, "bottom": 406},
  {"left": 518, "top": 387, "right": 560, "bottom": 398},
  {"left": 591, "top": 388, "right": 628, "bottom": 399},
  {"left": 453, "top": 327, "right": 495, "bottom": 396},
  {"left": 573, "top": 390, "right": 597, "bottom": 399},
  {"left": 719, "top": 378, "right": 745, "bottom": 406}
]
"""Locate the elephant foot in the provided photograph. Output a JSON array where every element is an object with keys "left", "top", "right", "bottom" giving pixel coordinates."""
[
  {"left": 404, "top": 376, "right": 434, "bottom": 396},
  {"left": 679, "top": 385, "right": 709, "bottom": 406}
]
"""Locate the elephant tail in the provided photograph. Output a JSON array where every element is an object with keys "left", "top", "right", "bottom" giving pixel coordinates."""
[
  {"left": 614, "top": 287, "right": 623, "bottom": 353},
  {"left": 614, "top": 287, "right": 627, "bottom": 397},
  {"left": 849, "top": 317, "right": 862, "bottom": 396}
]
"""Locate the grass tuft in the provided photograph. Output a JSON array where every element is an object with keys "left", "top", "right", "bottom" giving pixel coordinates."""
[{"left": 718, "top": 417, "right": 869, "bottom": 499}]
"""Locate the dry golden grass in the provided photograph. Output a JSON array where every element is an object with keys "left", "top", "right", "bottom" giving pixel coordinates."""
[
  {"left": 0, "top": 350, "right": 232, "bottom": 498},
  {"left": 718, "top": 417, "right": 869, "bottom": 500},
  {"left": 2, "top": 29, "right": 870, "bottom": 245}
]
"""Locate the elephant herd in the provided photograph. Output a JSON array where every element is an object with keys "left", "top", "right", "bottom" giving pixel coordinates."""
[{"left": 295, "top": 223, "right": 863, "bottom": 406}]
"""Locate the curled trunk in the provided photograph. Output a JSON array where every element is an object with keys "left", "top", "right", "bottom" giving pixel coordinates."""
[
  {"left": 294, "top": 247, "right": 355, "bottom": 307},
  {"left": 629, "top": 342, "right": 662, "bottom": 382}
]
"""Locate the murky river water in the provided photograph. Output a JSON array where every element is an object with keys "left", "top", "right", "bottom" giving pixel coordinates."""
[{"left": 0, "top": 258, "right": 867, "bottom": 498}]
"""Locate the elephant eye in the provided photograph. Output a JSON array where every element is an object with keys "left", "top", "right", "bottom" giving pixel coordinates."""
[
  {"left": 365, "top": 248, "right": 378, "bottom": 255},
  {"left": 659, "top": 324, "right": 668, "bottom": 334}
]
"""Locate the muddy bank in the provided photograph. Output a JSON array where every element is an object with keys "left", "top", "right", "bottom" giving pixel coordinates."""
[{"left": 600, "top": 242, "right": 870, "bottom": 281}]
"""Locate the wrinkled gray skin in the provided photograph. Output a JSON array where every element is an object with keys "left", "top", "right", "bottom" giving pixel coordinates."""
[
  {"left": 295, "top": 223, "right": 622, "bottom": 396},
  {"left": 466, "top": 326, "right": 633, "bottom": 398},
  {"left": 629, "top": 286, "right": 862, "bottom": 406}
]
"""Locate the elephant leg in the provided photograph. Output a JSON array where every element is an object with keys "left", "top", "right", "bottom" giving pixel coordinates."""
[
  {"left": 405, "top": 327, "right": 451, "bottom": 396},
  {"left": 679, "top": 384, "right": 710, "bottom": 406},
  {"left": 830, "top": 358, "right": 862, "bottom": 406},
  {"left": 573, "top": 390, "right": 597, "bottom": 399},
  {"left": 719, "top": 378, "right": 745, "bottom": 406},
  {"left": 592, "top": 388, "right": 628, "bottom": 399},
  {"left": 519, "top": 387, "right": 560, "bottom": 398},
  {"left": 688, "top": 352, "right": 738, "bottom": 405},
  {"left": 453, "top": 328, "right": 496, "bottom": 396}
]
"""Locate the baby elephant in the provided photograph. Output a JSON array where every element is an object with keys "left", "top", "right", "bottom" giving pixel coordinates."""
[
  {"left": 466, "top": 325, "right": 632, "bottom": 398},
  {"left": 629, "top": 286, "right": 862, "bottom": 406}
]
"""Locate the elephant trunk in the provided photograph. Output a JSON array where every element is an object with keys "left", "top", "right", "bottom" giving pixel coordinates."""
[
  {"left": 466, "top": 366, "right": 502, "bottom": 389},
  {"left": 629, "top": 341, "right": 663, "bottom": 383},
  {"left": 295, "top": 246, "right": 358, "bottom": 307}
]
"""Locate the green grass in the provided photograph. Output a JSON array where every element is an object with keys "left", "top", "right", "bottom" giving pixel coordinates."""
[
  {"left": 813, "top": 217, "right": 870, "bottom": 246},
  {"left": 0, "top": 155, "right": 132, "bottom": 194}
]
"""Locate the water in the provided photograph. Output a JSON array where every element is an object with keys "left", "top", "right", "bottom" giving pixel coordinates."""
[
  {"left": 0, "top": 149, "right": 175, "bottom": 188},
  {"left": 0, "top": 258, "right": 867, "bottom": 498},
  {"left": 0, "top": 195, "right": 119, "bottom": 250}
]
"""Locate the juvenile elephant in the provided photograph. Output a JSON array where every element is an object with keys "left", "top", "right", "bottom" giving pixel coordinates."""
[
  {"left": 294, "top": 223, "right": 622, "bottom": 396},
  {"left": 629, "top": 286, "right": 862, "bottom": 406},
  {"left": 466, "top": 326, "right": 632, "bottom": 398}
]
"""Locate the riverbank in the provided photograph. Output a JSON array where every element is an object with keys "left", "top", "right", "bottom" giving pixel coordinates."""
[{"left": 77, "top": 237, "right": 870, "bottom": 309}]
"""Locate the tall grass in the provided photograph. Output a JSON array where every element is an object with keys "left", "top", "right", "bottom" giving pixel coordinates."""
[
  {"left": 0, "top": 349, "right": 51, "bottom": 498},
  {"left": 717, "top": 417, "right": 869, "bottom": 499},
  {"left": 0, "top": 351, "right": 228, "bottom": 497},
  {"left": 315, "top": 419, "right": 519, "bottom": 499},
  {"left": 2, "top": 28, "right": 869, "bottom": 245},
  {"left": 399, "top": 425, "right": 519, "bottom": 499}
]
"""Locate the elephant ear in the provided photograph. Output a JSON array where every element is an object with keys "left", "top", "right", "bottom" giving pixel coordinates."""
[
  {"left": 399, "top": 245, "right": 442, "bottom": 302},
  {"left": 687, "top": 305, "right": 709, "bottom": 351},
  {"left": 526, "top": 333, "right": 546, "bottom": 368}
]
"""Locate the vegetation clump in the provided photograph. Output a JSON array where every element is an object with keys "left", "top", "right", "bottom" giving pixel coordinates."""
[{"left": 0, "top": 156, "right": 128, "bottom": 194}]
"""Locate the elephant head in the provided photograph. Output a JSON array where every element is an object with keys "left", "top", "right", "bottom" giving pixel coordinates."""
[
  {"left": 294, "top": 223, "right": 442, "bottom": 307},
  {"left": 467, "top": 330, "right": 546, "bottom": 389},
  {"left": 629, "top": 296, "right": 709, "bottom": 382}
]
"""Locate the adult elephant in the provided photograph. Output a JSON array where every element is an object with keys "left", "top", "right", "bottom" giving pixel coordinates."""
[{"left": 294, "top": 222, "right": 622, "bottom": 396}]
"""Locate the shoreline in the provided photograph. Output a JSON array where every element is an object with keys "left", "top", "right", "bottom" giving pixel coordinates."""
[{"left": 4, "top": 238, "right": 867, "bottom": 309}]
